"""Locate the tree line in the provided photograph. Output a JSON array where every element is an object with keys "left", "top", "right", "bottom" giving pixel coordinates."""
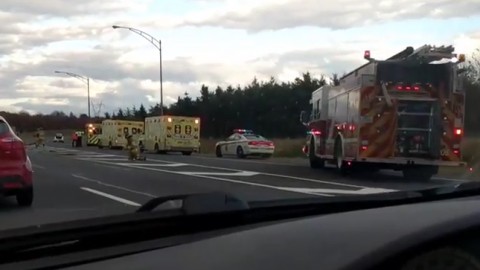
[{"left": 2, "top": 49, "right": 479, "bottom": 138}]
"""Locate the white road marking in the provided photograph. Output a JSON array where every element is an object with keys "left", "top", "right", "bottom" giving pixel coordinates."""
[
  {"left": 80, "top": 187, "right": 141, "bottom": 206},
  {"left": 118, "top": 163, "right": 333, "bottom": 197},
  {"left": 279, "top": 187, "right": 397, "bottom": 195},
  {"left": 178, "top": 171, "right": 260, "bottom": 176},
  {"left": 75, "top": 154, "right": 118, "bottom": 158},
  {"left": 93, "top": 163, "right": 131, "bottom": 171},
  {"left": 113, "top": 162, "right": 188, "bottom": 167},
  {"left": 47, "top": 147, "right": 79, "bottom": 152},
  {"left": 78, "top": 157, "right": 127, "bottom": 161},
  {"left": 53, "top": 148, "right": 457, "bottom": 192},
  {"left": 136, "top": 158, "right": 369, "bottom": 189},
  {"left": 33, "top": 164, "right": 45, "bottom": 169},
  {"left": 183, "top": 154, "right": 306, "bottom": 167},
  {"left": 144, "top": 157, "right": 467, "bottom": 185},
  {"left": 61, "top": 149, "right": 380, "bottom": 191},
  {"left": 73, "top": 174, "right": 156, "bottom": 198}
]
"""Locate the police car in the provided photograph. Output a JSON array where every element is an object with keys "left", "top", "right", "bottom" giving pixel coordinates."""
[{"left": 215, "top": 129, "right": 275, "bottom": 158}]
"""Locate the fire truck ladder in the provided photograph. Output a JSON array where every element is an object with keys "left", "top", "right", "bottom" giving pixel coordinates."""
[{"left": 388, "top": 45, "right": 457, "bottom": 63}]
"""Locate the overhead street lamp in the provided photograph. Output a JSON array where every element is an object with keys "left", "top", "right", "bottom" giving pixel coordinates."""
[
  {"left": 112, "top": 25, "right": 164, "bottom": 116},
  {"left": 54, "top": 70, "right": 91, "bottom": 119}
]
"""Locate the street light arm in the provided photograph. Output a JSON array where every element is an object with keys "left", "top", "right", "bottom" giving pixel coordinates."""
[
  {"left": 53, "top": 70, "right": 91, "bottom": 119},
  {"left": 54, "top": 70, "right": 89, "bottom": 84},
  {"left": 112, "top": 25, "right": 161, "bottom": 50},
  {"left": 112, "top": 24, "right": 164, "bottom": 116}
]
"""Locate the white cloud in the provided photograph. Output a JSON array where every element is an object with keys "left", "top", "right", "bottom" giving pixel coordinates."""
[
  {"left": 180, "top": 0, "right": 480, "bottom": 32},
  {"left": 0, "top": 0, "right": 151, "bottom": 17},
  {"left": 454, "top": 31, "right": 480, "bottom": 56},
  {"left": 0, "top": 0, "right": 479, "bottom": 115}
]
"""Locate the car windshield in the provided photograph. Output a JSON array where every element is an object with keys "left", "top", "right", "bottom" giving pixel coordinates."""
[
  {"left": 244, "top": 134, "right": 266, "bottom": 140},
  {"left": 0, "top": 1, "right": 479, "bottom": 245},
  {"left": 0, "top": 121, "right": 9, "bottom": 135}
]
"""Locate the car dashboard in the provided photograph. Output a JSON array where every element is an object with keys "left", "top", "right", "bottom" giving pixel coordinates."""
[{"left": 13, "top": 195, "right": 470, "bottom": 270}]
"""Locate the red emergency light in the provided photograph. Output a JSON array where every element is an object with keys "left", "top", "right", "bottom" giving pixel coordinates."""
[
  {"left": 233, "top": 129, "right": 253, "bottom": 134},
  {"left": 395, "top": 84, "right": 420, "bottom": 91},
  {"left": 364, "top": 50, "right": 371, "bottom": 60},
  {"left": 455, "top": 128, "right": 462, "bottom": 136}
]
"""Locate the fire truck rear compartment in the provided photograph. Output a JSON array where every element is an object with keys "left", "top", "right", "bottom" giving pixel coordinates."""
[
  {"left": 395, "top": 99, "right": 441, "bottom": 160},
  {"left": 351, "top": 99, "right": 441, "bottom": 180}
]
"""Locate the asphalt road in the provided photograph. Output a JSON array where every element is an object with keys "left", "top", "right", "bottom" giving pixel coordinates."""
[{"left": 0, "top": 142, "right": 466, "bottom": 231}]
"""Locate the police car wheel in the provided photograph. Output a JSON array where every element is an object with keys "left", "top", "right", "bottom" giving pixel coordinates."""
[
  {"left": 236, "top": 146, "right": 245, "bottom": 158},
  {"left": 216, "top": 146, "right": 223, "bottom": 157}
]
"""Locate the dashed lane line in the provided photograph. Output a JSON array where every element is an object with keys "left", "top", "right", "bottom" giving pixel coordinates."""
[
  {"left": 80, "top": 187, "right": 141, "bottom": 207},
  {"left": 73, "top": 174, "right": 156, "bottom": 198}
]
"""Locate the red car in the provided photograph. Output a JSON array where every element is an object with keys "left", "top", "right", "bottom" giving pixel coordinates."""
[{"left": 0, "top": 116, "right": 33, "bottom": 206}]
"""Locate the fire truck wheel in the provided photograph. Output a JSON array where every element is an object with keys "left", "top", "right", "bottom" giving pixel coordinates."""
[
  {"left": 216, "top": 146, "right": 223, "bottom": 157},
  {"left": 334, "top": 139, "right": 349, "bottom": 175},
  {"left": 309, "top": 139, "right": 324, "bottom": 169}
]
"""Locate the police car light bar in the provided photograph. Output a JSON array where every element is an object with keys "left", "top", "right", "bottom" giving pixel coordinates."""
[{"left": 233, "top": 129, "right": 253, "bottom": 134}]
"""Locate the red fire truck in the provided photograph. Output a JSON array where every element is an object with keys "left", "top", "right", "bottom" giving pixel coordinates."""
[{"left": 300, "top": 45, "right": 467, "bottom": 181}]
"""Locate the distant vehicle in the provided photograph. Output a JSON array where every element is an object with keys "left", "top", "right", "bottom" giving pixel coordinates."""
[
  {"left": 215, "top": 129, "right": 275, "bottom": 158},
  {"left": 85, "top": 123, "right": 102, "bottom": 146},
  {"left": 98, "top": 120, "right": 144, "bottom": 150},
  {"left": 0, "top": 116, "right": 34, "bottom": 206},
  {"left": 52, "top": 133, "right": 64, "bottom": 143},
  {"left": 144, "top": 116, "right": 201, "bottom": 155}
]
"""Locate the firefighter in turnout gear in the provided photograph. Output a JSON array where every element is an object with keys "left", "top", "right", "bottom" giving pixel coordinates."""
[
  {"left": 126, "top": 134, "right": 146, "bottom": 161},
  {"left": 35, "top": 128, "right": 45, "bottom": 148}
]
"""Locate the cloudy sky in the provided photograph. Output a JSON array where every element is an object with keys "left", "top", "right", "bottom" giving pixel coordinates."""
[{"left": 1, "top": 0, "right": 479, "bottom": 116}]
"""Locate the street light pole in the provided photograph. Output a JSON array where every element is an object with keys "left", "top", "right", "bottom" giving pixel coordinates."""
[
  {"left": 87, "top": 77, "right": 90, "bottom": 119},
  {"left": 159, "top": 40, "right": 163, "bottom": 116},
  {"left": 112, "top": 25, "right": 163, "bottom": 116},
  {"left": 54, "top": 70, "right": 91, "bottom": 119}
]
